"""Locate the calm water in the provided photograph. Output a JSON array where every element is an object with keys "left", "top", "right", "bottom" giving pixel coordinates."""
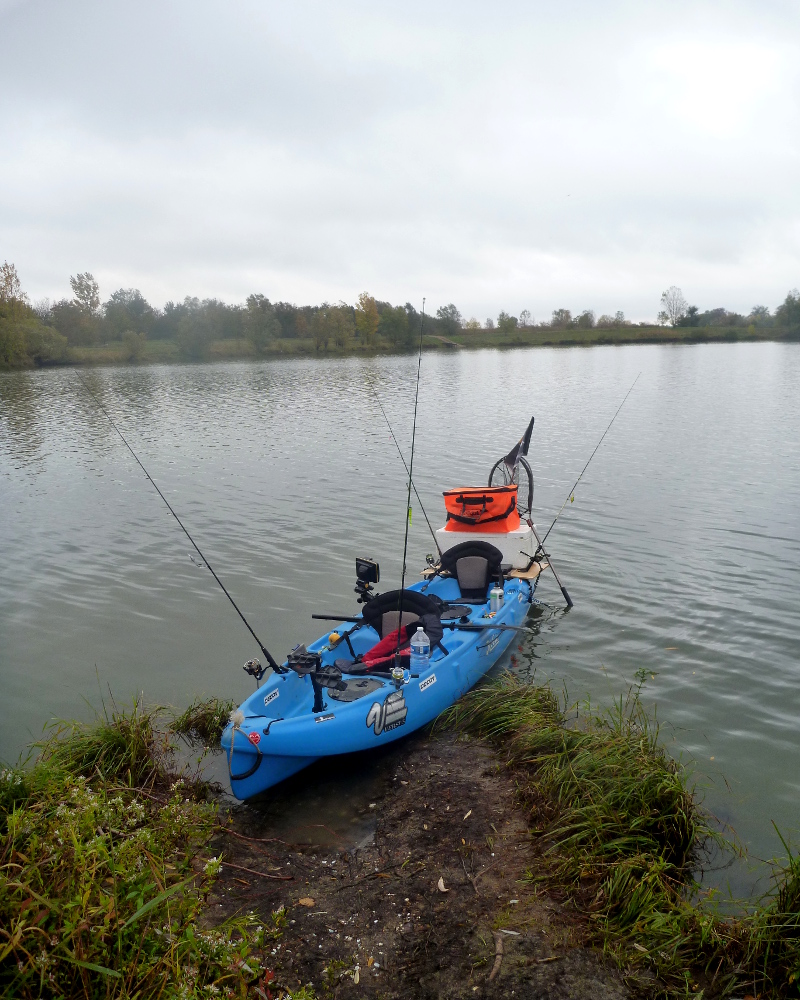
[{"left": 1, "top": 344, "right": 799, "bottom": 896}]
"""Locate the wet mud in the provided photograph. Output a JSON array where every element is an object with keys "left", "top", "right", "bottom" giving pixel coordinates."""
[{"left": 206, "top": 732, "right": 630, "bottom": 999}]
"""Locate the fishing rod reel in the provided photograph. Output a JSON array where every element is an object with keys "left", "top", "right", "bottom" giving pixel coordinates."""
[
  {"left": 287, "top": 645, "right": 346, "bottom": 712},
  {"left": 243, "top": 657, "right": 266, "bottom": 682},
  {"left": 354, "top": 557, "right": 380, "bottom": 603}
]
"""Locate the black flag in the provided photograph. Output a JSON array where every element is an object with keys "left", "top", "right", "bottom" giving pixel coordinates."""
[{"left": 503, "top": 416, "right": 534, "bottom": 470}]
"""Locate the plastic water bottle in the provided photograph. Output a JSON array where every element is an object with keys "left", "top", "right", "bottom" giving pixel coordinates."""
[
  {"left": 490, "top": 584, "right": 504, "bottom": 614},
  {"left": 409, "top": 626, "right": 430, "bottom": 673}
]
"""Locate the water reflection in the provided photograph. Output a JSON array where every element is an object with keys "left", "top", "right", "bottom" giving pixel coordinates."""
[{"left": 1, "top": 344, "right": 799, "bottom": 900}]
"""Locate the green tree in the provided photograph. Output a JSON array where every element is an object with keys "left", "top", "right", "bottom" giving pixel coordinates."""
[
  {"left": 0, "top": 262, "right": 66, "bottom": 368},
  {"left": 378, "top": 304, "right": 410, "bottom": 348},
  {"left": 497, "top": 311, "right": 518, "bottom": 334},
  {"left": 1, "top": 261, "right": 25, "bottom": 302},
  {"left": 748, "top": 305, "right": 771, "bottom": 326},
  {"left": 775, "top": 289, "right": 800, "bottom": 327},
  {"left": 436, "top": 303, "right": 462, "bottom": 336},
  {"left": 70, "top": 272, "right": 100, "bottom": 314},
  {"left": 176, "top": 298, "right": 211, "bottom": 359},
  {"left": 312, "top": 304, "right": 332, "bottom": 351},
  {"left": 356, "top": 292, "right": 379, "bottom": 347},
  {"left": 104, "top": 289, "right": 155, "bottom": 340},
  {"left": 550, "top": 309, "right": 572, "bottom": 328},
  {"left": 576, "top": 309, "right": 595, "bottom": 329},
  {"left": 122, "top": 330, "right": 147, "bottom": 361},
  {"left": 330, "top": 303, "right": 354, "bottom": 349},
  {"left": 244, "top": 294, "right": 281, "bottom": 352}
]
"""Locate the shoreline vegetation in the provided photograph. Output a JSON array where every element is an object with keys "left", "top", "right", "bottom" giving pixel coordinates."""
[
  {"left": 2, "top": 676, "right": 798, "bottom": 998},
  {"left": 2, "top": 263, "right": 799, "bottom": 371}
]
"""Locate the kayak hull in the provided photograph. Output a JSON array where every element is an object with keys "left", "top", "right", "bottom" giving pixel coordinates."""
[{"left": 221, "top": 575, "right": 535, "bottom": 799}]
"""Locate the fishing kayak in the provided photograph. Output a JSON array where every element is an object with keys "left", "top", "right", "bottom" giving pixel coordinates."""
[
  {"left": 221, "top": 446, "right": 549, "bottom": 799},
  {"left": 220, "top": 565, "right": 541, "bottom": 800}
]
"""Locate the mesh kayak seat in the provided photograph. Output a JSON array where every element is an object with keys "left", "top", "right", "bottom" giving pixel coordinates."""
[
  {"left": 334, "top": 590, "right": 445, "bottom": 674},
  {"left": 360, "top": 589, "right": 442, "bottom": 638},
  {"left": 438, "top": 540, "right": 503, "bottom": 603}
]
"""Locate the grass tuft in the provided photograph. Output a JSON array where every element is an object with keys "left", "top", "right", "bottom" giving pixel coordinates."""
[
  {"left": 170, "top": 697, "right": 235, "bottom": 747},
  {"left": 34, "top": 694, "right": 167, "bottom": 787},
  {"left": 0, "top": 696, "right": 290, "bottom": 999}
]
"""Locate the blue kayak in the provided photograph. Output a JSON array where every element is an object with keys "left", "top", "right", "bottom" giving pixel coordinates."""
[{"left": 221, "top": 536, "right": 543, "bottom": 800}]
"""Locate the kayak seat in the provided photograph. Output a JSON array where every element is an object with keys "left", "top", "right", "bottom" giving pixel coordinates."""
[
  {"left": 333, "top": 591, "right": 446, "bottom": 673},
  {"left": 360, "top": 589, "right": 442, "bottom": 639},
  {"left": 438, "top": 540, "right": 503, "bottom": 603}
]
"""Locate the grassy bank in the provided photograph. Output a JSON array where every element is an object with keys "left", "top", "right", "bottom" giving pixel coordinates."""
[
  {"left": 444, "top": 675, "right": 800, "bottom": 998},
  {"left": 3, "top": 681, "right": 799, "bottom": 998},
  {"left": 0, "top": 697, "right": 303, "bottom": 1000},
  {"left": 13, "top": 322, "right": 798, "bottom": 370},
  {"left": 444, "top": 324, "right": 799, "bottom": 351}
]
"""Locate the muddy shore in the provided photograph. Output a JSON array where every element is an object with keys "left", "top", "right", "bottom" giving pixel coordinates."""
[{"left": 208, "top": 731, "right": 630, "bottom": 999}]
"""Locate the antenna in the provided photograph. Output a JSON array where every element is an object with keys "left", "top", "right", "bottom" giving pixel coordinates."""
[{"left": 394, "top": 299, "right": 426, "bottom": 664}]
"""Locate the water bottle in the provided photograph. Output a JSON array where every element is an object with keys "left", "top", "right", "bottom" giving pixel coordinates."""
[
  {"left": 490, "top": 584, "right": 504, "bottom": 614},
  {"left": 409, "top": 626, "right": 430, "bottom": 673}
]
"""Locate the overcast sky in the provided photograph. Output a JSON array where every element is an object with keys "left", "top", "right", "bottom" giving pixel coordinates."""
[{"left": 2, "top": 0, "right": 799, "bottom": 322}]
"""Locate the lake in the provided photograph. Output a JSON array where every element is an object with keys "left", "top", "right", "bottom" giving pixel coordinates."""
[{"left": 1, "top": 343, "right": 798, "bottom": 897}]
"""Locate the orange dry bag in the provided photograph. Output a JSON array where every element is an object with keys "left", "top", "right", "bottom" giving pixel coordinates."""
[{"left": 442, "top": 485, "right": 520, "bottom": 533}]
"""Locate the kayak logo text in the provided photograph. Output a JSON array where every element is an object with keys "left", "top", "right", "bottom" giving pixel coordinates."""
[
  {"left": 263, "top": 689, "right": 279, "bottom": 707},
  {"left": 419, "top": 674, "right": 437, "bottom": 692},
  {"left": 366, "top": 691, "right": 408, "bottom": 736},
  {"left": 481, "top": 634, "right": 500, "bottom": 656}
]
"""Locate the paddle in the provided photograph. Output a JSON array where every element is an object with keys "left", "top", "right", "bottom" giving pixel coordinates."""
[
  {"left": 528, "top": 522, "right": 573, "bottom": 608},
  {"left": 311, "top": 614, "right": 534, "bottom": 634}
]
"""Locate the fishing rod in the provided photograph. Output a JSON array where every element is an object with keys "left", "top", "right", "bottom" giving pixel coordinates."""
[
  {"left": 75, "top": 372, "right": 283, "bottom": 675},
  {"left": 536, "top": 372, "right": 640, "bottom": 553},
  {"left": 370, "top": 388, "right": 442, "bottom": 558},
  {"left": 394, "top": 299, "right": 426, "bottom": 663}
]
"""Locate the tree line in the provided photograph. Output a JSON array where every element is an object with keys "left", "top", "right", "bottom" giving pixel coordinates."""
[
  {"left": 658, "top": 285, "right": 800, "bottom": 330},
  {"left": 2, "top": 261, "right": 798, "bottom": 369}
]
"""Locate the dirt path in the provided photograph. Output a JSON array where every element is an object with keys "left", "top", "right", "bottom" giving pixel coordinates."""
[{"left": 207, "top": 732, "right": 630, "bottom": 999}]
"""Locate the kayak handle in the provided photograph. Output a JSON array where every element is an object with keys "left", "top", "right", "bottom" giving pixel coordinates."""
[{"left": 227, "top": 725, "right": 263, "bottom": 782}]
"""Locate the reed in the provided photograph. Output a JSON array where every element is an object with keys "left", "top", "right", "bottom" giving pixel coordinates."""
[
  {"left": 0, "top": 698, "right": 289, "bottom": 999},
  {"left": 443, "top": 674, "right": 792, "bottom": 997},
  {"left": 170, "top": 697, "right": 235, "bottom": 747},
  {"left": 33, "top": 694, "right": 167, "bottom": 786}
]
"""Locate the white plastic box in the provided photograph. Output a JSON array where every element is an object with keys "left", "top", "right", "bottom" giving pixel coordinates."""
[{"left": 434, "top": 523, "right": 536, "bottom": 569}]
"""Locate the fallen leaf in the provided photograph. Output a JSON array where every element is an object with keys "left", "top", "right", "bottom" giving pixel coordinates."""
[
  {"left": 463, "top": 809, "right": 472, "bottom": 821},
  {"left": 354, "top": 969, "right": 360, "bottom": 984},
  {"left": 632, "top": 942, "right": 648, "bottom": 953},
  {"left": 298, "top": 897, "right": 315, "bottom": 907},
  {"left": 423, "top": 823, "right": 429, "bottom": 830},
  {"left": 437, "top": 877, "right": 449, "bottom": 893}
]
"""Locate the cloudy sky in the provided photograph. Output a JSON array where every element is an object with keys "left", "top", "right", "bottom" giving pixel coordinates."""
[{"left": 2, "top": 0, "right": 799, "bottom": 322}]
